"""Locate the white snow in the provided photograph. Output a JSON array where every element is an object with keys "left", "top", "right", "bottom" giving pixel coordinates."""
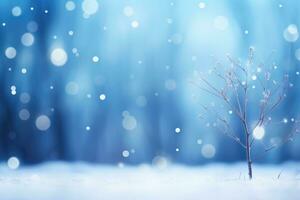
[
  {"left": 65, "top": 1, "right": 76, "bottom": 11},
  {"left": 21, "top": 68, "right": 27, "bottom": 74},
  {"left": 21, "top": 33, "right": 34, "bottom": 46},
  {"left": 122, "top": 150, "right": 130, "bottom": 157},
  {"left": 50, "top": 48, "right": 68, "bottom": 67},
  {"left": 175, "top": 127, "right": 181, "bottom": 133},
  {"left": 122, "top": 112, "right": 137, "bottom": 130},
  {"left": 198, "top": 2, "right": 206, "bottom": 9},
  {"left": 18, "top": 109, "right": 30, "bottom": 120},
  {"left": 82, "top": 0, "right": 99, "bottom": 16},
  {"left": 131, "top": 20, "right": 139, "bottom": 28},
  {"left": 92, "top": 56, "right": 100, "bottom": 63},
  {"left": 201, "top": 144, "right": 216, "bottom": 158},
  {"left": 253, "top": 126, "right": 265, "bottom": 140},
  {"left": 7, "top": 157, "right": 20, "bottom": 170},
  {"left": 99, "top": 93, "right": 106, "bottom": 100},
  {"left": 123, "top": 6, "right": 134, "bottom": 17},
  {"left": 5, "top": 47, "right": 17, "bottom": 59},
  {"left": 0, "top": 162, "right": 299, "bottom": 200},
  {"left": 20, "top": 92, "right": 31, "bottom": 104},
  {"left": 283, "top": 24, "right": 299, "bottom": 42},
  {"left": 65, "top": 81, "right": 79, "bottom": 95},
  {"left": 10, "top": 85, "right": 17, "bottom": 95},
  {"left": 12, "top": 6, "right": 22, "bottom": 17},
  {"left": 35, "top": 115, "right": 51, "bottom": 131}
]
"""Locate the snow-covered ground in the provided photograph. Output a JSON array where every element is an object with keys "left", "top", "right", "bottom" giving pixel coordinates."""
[{"left": 0, "top": 162, "right": 299, "bottom": 200}]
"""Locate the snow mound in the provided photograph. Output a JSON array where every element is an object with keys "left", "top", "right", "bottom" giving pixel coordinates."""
[{"left": 0, "top": 162, "right": 299, "bottom": 200}]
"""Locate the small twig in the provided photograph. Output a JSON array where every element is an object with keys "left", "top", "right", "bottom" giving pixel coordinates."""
[{"left": 277, "top": 169, "right": 284, "bottom": 179}]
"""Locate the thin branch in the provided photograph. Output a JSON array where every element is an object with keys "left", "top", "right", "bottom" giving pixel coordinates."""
[
  {"left": 199, "top": 103, "right": 246, "bottom": 149},
  {"left": 264, "top": 129, "right": 300, "bottom": 152}
]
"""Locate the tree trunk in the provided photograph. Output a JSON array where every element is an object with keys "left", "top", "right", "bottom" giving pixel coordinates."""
[{"left": 245, "top": 133, "right": 252, "bottom": 179}]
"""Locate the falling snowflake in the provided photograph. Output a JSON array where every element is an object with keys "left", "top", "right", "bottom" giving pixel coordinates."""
[
  {"left": 7, "top": 157, "right": 20, "bottom": 170},
  {"left": 99, "top": 94, "right": 106, "bottom": 101},
  {"left": 175, "top": 128, "right": 181, "bottom": 133},
  {"left": 51, "top": 48, "right": 68, "bottom": 66},
  {"left": 35, "top": 115, "right": 51, "bottom": 131}
]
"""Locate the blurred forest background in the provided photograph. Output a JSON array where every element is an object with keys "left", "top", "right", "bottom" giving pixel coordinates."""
[{"left": 0, "top": 0, "right": 300, "bottom": 165}]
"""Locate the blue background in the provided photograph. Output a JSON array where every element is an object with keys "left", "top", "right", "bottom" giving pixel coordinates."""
[{"left": 0, "top": 0, "right": 300, "bottom": 165}]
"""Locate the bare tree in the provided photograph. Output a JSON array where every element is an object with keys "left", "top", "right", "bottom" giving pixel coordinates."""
[{"left": 192, "top": 48, "right": 300, "bottom": 179}]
